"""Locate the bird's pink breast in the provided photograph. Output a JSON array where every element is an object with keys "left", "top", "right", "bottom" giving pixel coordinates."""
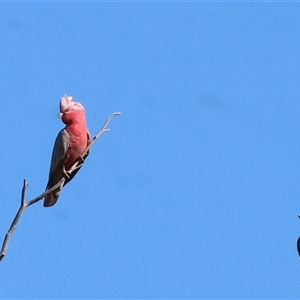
[
  {"left": 64, "top": 125, "right": 88, "bottom": 170},
  {"left": 63, "top": 109, "right": 88, "bottom": 170}
]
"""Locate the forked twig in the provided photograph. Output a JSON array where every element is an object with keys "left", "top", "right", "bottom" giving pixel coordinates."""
[{"left": 0, "top": 112, "right": 121, "bottom": 262}]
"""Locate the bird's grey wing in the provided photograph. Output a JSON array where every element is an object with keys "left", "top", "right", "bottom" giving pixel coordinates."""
[
  {"left": 48, "top": 128, "right": 69, "bottom": 179},
  {"left": 44, "top": 128, "right": 69, "bottom": 207}
]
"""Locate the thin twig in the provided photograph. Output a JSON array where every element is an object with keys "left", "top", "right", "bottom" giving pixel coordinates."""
[
  {"left": 0, "top": 112, "right": 121, "bottom": 262},
  {"left": 84, "top": 112, "right": 121, "bottom": 155}
]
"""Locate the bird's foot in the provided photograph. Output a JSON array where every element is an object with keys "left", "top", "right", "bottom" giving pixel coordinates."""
[
  {"left": 72, "top": 155, "right": 85, "bottom": 171},
  {"left": 62, "top": 166, "right": 71, "bottom": 179}
]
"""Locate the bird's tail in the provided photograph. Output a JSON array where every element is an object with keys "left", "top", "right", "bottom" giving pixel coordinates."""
[{"left": 43, "top": 192, "right": 59, "bottom": 207}]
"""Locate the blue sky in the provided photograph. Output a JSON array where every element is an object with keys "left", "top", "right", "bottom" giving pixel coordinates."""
[{"left": 1, "top": 2, "right": 300, "bottom": 298}]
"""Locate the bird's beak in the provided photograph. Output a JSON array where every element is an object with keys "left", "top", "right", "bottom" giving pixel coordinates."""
[{"left": 58, "top": 112, "right": 63, "bottom": 119}]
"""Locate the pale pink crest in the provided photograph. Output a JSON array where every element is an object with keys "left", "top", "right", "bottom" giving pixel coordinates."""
[{"left": 59, "top": 95, "right": 84, "bottom": 113}]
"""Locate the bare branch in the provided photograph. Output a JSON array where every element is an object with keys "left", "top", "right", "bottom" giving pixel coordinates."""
[
  {"left": 0, "top": 112, "right": 121, "bottom": 262},
  {"left": 83, "top": 112, "right": 121, "bottom": 157}
]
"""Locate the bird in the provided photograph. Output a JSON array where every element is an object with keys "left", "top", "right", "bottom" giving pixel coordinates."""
[{"left": 44, "top": 95, "right": 90, "bottom": 207}]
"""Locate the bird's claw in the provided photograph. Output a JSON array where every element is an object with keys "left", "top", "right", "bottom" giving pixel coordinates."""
[{"left": 78, "top": 154, "right": 85, "bottom": 164}]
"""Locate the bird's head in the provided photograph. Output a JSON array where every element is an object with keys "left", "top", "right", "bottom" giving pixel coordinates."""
[{"left": 59, "top": 95, "right": 85, "bottom": 124}]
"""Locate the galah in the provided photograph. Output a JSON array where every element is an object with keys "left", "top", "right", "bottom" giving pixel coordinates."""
[{"left": 44, "top": 95, "right": 90, "bottom": 207}]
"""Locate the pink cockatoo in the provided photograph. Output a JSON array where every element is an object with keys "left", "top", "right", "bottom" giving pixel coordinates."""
[{"left": 44, "top": 95, "right": 90, "bottom": 207}]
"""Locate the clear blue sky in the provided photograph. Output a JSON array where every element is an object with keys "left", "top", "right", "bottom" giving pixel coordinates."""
[{"left": 1, "top": 2, "right": 300, "bottom": 298}]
